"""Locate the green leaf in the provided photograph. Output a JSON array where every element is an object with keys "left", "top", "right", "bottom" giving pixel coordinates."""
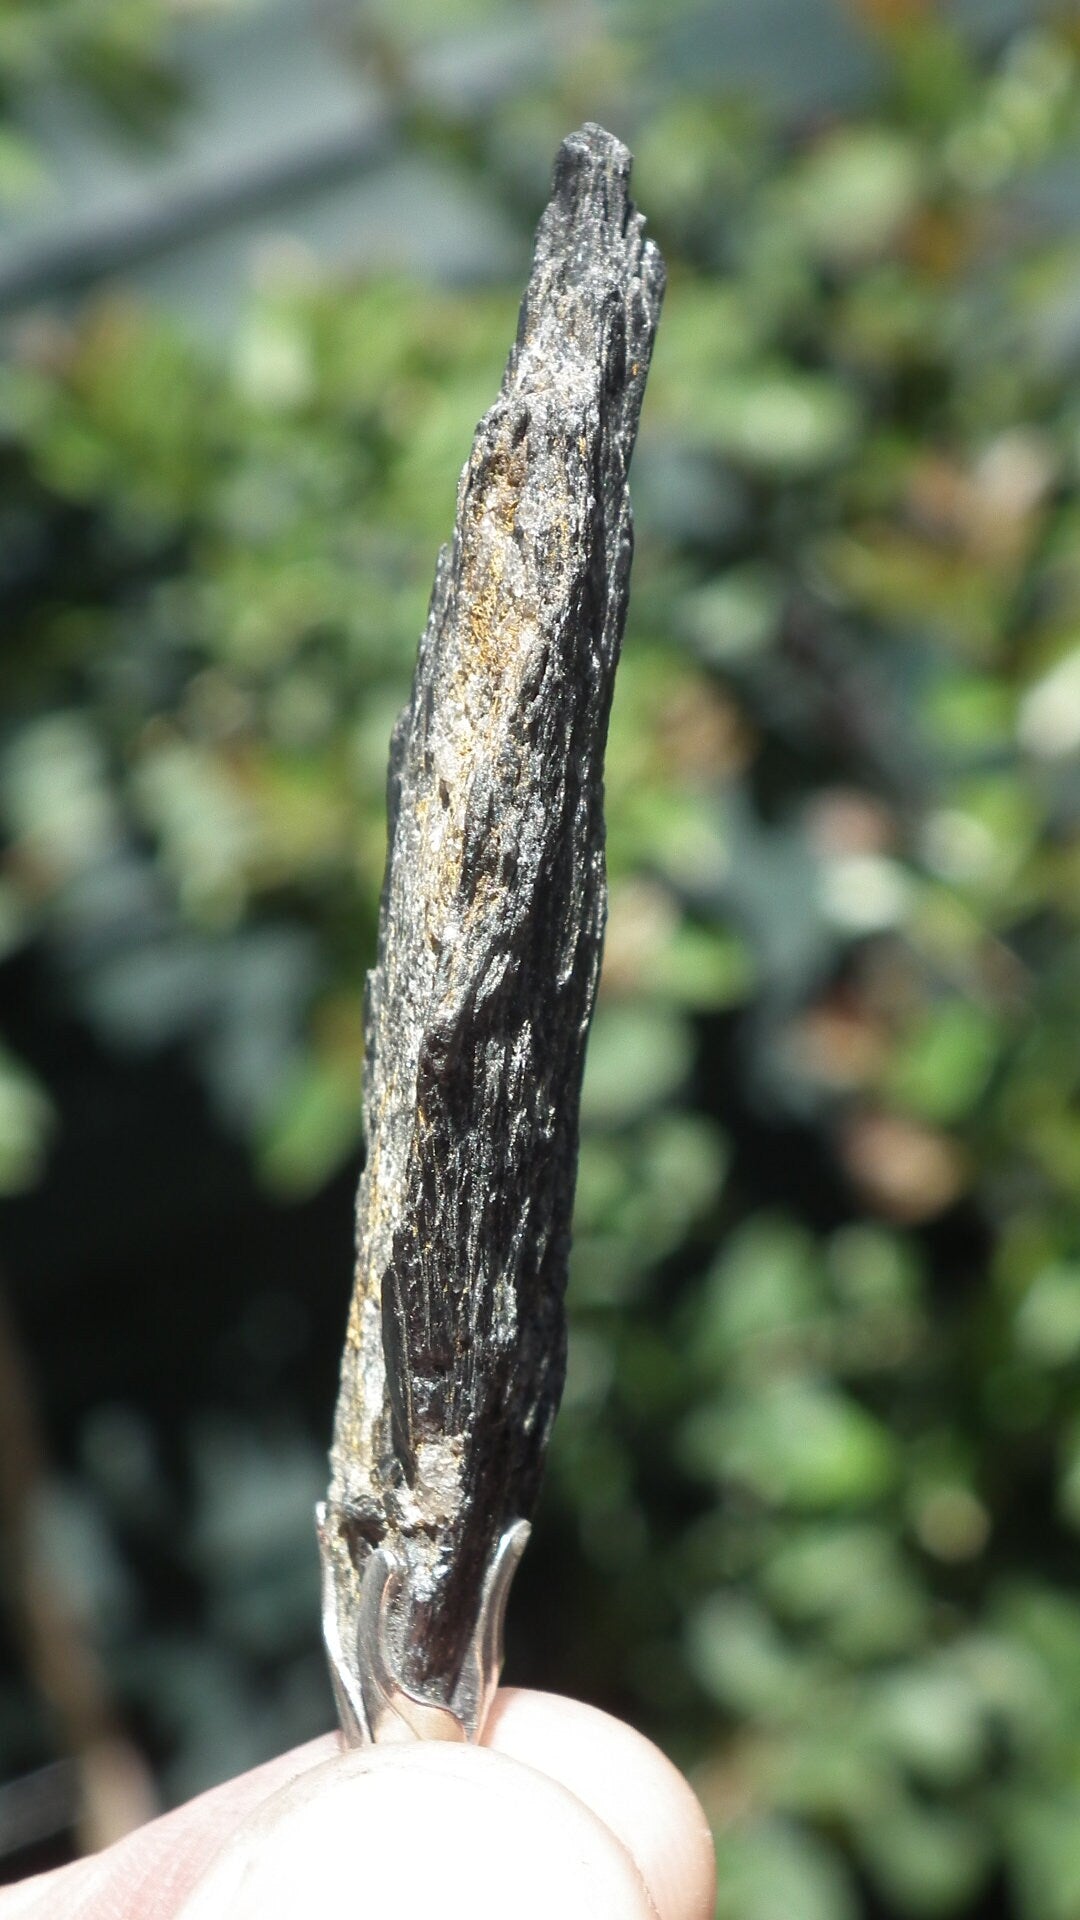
[
  {"left": 1015, "top": 1264, "right": 1080, "bottom": 1367},
  {"left": 856, "top": 1794, "right": 989, "bottom": 1916},
  {"left": 0, "top": 1046, "right": 53, "bottom": 1194},
  {"left": 697, "top": 1216, "right": 825, "bottom": 1373},
  {"left": 686, "top": 370, "right": 861, "bottom": 477},
  {"left": 1010, "top": 1792, "right": 1080, "bottom": 1920},
  {"left": 870, "top": 1662, "right": 988, "bottom": 1785},
  {"left": 580, "top": 1004, "right": 692, "bottom": 1128},
  {"left": 0, "top": 127, "right": 49, "bottom": 205},
  {"left": 764, "top": 1522, "right": 927, "bottom": 1659},
  {"left": 714, "top": 1820, "right": 857, "bottom": 1920},
  {"left": 886, "top": 1002, "right": 999, "bottom": 1124},
  {"left": 687, "top": 1593, "right": 820, "bottom": 1721},
  {"left": 648, "top": 921, "right": 755, "bottom": 1010},
  {"left": 679, "top": 565, "right": 785, "bottom": 665},
  {"left": 788, "top": 128, "right": 923, "bottom": 264},
  {"left": 682, "top": 1380, "right": 897, "bottom": 1509},
  {"left": 256, "top": 1057, "right": 360, "bottom": 1197}
]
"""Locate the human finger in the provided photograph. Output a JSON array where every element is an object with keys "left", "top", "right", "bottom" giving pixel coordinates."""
[
  {"left": 0, "top": 1687, "right": 715, "bottom": 1920},
  {"left": 0, "top": 1738, "right": 338, "bottom": 1920},
  {"left": 484, "top": 1689, "right": 716, "bottom": 1920},
  {"left": 176, "top": 1739, "right": 661, "bottom": 1920}
]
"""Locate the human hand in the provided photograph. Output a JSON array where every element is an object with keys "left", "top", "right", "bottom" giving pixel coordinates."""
[{"left": 0, "top": 1690, "right": 716, "bottom": 1920}]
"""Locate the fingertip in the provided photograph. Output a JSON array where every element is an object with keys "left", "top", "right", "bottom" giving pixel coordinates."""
[
  {"left": 485, "top": 1690, "right": 716, "bottom": 1920},
  {"left": 176, "top": 1743, "right": 659, "bottom": 1920}
]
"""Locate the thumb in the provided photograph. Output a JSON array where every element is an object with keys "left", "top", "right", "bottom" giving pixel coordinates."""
[{"left": 176, "top": 1741, "right": 660, "bottom": 1920}]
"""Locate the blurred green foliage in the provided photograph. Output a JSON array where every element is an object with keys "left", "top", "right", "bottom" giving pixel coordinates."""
[{"left": 3, "top": 2, "right": 1080, "bottom": 1915}]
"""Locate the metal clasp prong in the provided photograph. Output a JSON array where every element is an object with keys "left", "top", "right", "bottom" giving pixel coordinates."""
[{"left": 316, "top": 1508, "right": 530, "bottom": 1747}]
